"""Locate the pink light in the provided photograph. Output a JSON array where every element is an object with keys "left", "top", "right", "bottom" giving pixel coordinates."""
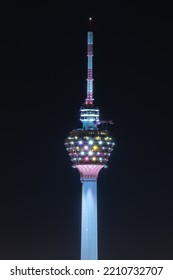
[
  {"left": 85, "top": 156, "right": 89, "bottom": 161},
  {"left": 75, "top": 164, "right": 104, "bottom": 179}
]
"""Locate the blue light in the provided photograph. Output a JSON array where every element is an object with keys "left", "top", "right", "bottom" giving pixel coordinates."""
[
  {"left": 81, "top": 179, "right": 97, "bottom": 260},
  {"left": 89, "top": 140, "right": 93, "bottom": 145}
]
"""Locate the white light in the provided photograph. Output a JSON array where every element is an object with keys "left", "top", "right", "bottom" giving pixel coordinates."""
[
  {"left": 84, "top": 145, "right": 88, "bottom": 150},
  {"left": 99, "top": 157, "right": 102, "bottom": 161},
  {"left": 107, "top": 142, "right": 110, "bottom": 145},
  {"left": 80, "top": 114, "right": 99, "bottom": 117},
  {"left": 98, "top": 141, "right": 103, "bottom": 145},
  {"left": 88, "top": 151, "right": 93, "bottom": 156},
  {"left": 80, "top": 109, "right": 99, "bottom": 112},
  {"left": 70, "top": 141, "right": 74, "bottom": 145},
  {"left": 78, "top": 140, "right": 83, "bottom": 145},
  {"left": 81, "top": 151, "right": 85, "bottom": 155},
  {"left": 88, "top": 140, "right": 93, "bottom": 145}
]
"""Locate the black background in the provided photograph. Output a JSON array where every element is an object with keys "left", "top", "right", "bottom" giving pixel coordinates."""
[{"left": 0, "top": 1, "right": 173, "bottom": 259}]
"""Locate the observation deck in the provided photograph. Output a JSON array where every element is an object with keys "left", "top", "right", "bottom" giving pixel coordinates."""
[{"left": 65, "top": 129, "right": 115, "bottom": 166}]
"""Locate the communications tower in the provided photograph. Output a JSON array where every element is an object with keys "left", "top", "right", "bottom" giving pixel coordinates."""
[{"left": 65, "top": 18, "right": 115, "bottom": 260}]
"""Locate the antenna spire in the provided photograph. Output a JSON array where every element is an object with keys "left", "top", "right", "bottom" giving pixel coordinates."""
[
  {"left": 88, "top": 17, "right": 92, "bottom": 30},
  {"left": 85, "top": 17, "right": 94, "bottom": 105}
]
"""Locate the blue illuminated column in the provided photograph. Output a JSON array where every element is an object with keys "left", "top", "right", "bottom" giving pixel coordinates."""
[
  {"left": 81, "top": 178, "right": 98, "bottom": 260},
  {"left": 76, "top": 164, "right": 104, "bottom": 260}
]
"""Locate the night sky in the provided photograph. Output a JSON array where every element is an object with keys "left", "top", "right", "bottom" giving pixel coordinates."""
[{"left": 1, "top": 1, "right": 173, "bottom": 260}]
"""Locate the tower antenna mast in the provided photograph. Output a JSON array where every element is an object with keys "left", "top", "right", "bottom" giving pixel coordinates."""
[{"left": 85, "top": 17, "right": 94, "bottom": 105}]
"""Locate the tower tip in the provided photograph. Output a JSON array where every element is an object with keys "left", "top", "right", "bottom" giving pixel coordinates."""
[{"left": 88, "top": 17, "right": 93, "bottom": 30}]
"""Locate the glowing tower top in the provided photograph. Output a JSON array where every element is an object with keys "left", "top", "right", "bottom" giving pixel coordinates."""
[{"left": 65, "top": 16, "right": 115, "bottom": 180}]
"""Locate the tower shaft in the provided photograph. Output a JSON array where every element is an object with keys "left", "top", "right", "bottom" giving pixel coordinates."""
[
  {"left": 76, "top": 164, "right": 103, "bottom": 260},
  {"left": 81, "top": 178, "right": 98, "bottom": 259}
]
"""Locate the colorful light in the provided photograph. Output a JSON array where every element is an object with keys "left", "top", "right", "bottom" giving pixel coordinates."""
[
  {"left": 93, "top": 145, "right": 98, "bottom": 151},
  {"left": 95, "top": 136, "right": 101, "bottom": 140}
]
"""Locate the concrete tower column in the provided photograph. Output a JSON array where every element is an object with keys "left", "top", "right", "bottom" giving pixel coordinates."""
[
  {"left": 76, "top": 164, "right": 104, "bottom": 260},
  {"left": 81, "top": 178, "right": 98, "bottom": 260}
]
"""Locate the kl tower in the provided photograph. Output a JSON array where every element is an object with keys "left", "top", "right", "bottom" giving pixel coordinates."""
[{"left": 65, "top": 18, "right": 115, "bottom": 260}]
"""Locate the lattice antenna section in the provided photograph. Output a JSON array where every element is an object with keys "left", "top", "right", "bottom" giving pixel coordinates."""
[{"left": 85, "top": 18, "right": 94, "bottom": 105}]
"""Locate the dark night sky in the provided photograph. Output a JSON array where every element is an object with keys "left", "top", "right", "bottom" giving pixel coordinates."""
[{"left": 0, "top": 1, "right": 173, "bottom": 259}]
